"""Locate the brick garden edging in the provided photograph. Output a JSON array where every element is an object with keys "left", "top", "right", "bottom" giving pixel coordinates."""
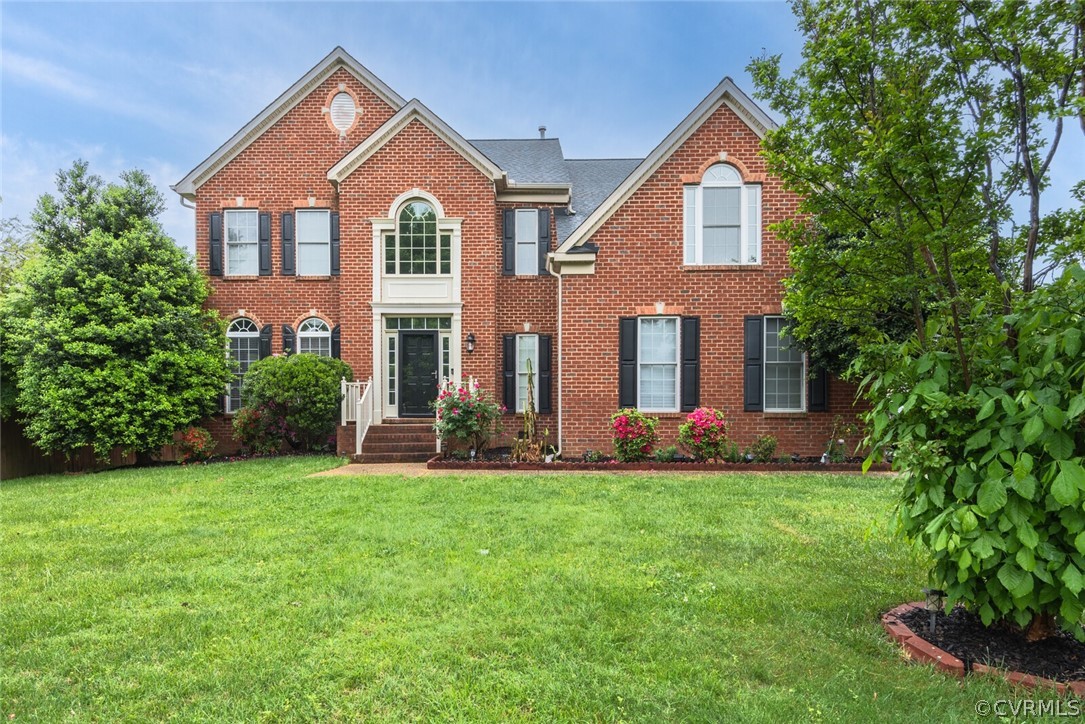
[
  {"left": 427, "top": 457, "right": 892, "bottom": 472},
  {"left": 882, "top": 602, "right": 1085, "bottom": 696}
]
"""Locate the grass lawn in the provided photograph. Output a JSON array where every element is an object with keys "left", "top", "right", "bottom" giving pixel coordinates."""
[{"left": 3, "top": 457, "right": 1031, "bottom": 721}]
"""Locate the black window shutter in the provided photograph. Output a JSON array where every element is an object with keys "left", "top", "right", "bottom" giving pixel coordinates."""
[
  {"left": 502, "top": 334, "right": 516, "bottom": 411},
  {"left": 281, "top": 212, "right": 295, "bottom": 276},
  {"left": 537, "top": 209, "right": 551, "bottom": 276},
  {"left": 502, "top": 209, "right": 515, "bottom": 275},
  {"left": 282, "top": 325, "right": 295, "bottom": 355},
  {"left": 744, "top": 316, "right": 764, "bottom": 412},
  {"left": 331, "top": 325, "right": 341, "bottom": 359},
  {"left": 259, "top": 325, "right": 273, "bottom": 360},
  {"left": 209, "top": 212, "right": 223, "bottom": 276},
  {"left": 538, "top": 335, "right": 552, "bottom": 414},
  {"left": 258, "top": 213, "right": 272, "bottom": 276},
  {"left": 808, "top": 365, "right": 829, "bottom": 412},
  {"left": 330, "top": 212, "right": 341, "bottom": 276},
  {"left": 680, "top": 317, "right": 700, "bottom": 412},
  {"left": 619, "top": 317, "right": 638, "bottom": 408},
  {"left": 217, "top": 391, "right": 226, "bottom": 414}
]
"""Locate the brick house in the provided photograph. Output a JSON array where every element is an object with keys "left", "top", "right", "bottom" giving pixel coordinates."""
[{"left": 173, "top": 47, "right": 856, "bottom": 461}]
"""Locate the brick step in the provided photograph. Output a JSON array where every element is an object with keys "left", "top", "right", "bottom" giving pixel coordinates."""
[
  {"left": 361, "top": 441, "right": 438, "bottom": 454},
  {"left": 379, "top": 419, "right": 436, "bottom": 426},
  {"left": 361, "top": 432, "right": 436, "bottom": 443},
  {"left": 352, "top": 451, "right": 434, "bottom": 464}
]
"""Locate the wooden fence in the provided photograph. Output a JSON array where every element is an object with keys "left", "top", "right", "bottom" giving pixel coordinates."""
[{"left": 1, "top": 419, "right": 177, "bottom": 480}]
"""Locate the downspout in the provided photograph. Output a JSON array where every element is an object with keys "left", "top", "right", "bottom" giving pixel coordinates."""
[{"left": 547, "top": 257, "right": 563, "bottom": 458}]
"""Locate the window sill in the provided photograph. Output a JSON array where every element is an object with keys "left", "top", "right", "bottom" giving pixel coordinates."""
[
  {"left": 681, "top": 264, "right": 762, "bottom": 272},
  {"left": 294, "top": 275, "right": 334, "bottom": 281},
  {"left": 762, "top": 410, "right": 808, "bottom": 417},
  {"left": 220, "top": 275, "right": 261, "bottom": 281}
]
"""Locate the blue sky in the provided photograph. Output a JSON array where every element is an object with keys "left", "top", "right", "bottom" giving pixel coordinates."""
[{"left": 2, "top": 2, "right": 1080, "bottom": 253}]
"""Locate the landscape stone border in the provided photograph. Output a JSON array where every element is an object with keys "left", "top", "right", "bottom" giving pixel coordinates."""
[
  {"left": 882, "top": 602, "right": 1085, "bottom": 696},
  {"left": 427, "top": 457, "right": 892, "bottom": 472}
]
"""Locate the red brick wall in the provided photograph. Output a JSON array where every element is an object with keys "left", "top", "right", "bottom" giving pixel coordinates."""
[{"left": 559, "top": 100, "right": 861, "bottom": 457}]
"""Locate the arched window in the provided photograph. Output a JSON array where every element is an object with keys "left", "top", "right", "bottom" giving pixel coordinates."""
[
  {"left": 384, "top": 200, "right": 451, "bottom": 275},
  {"left": 226, "top": 318, "right": 260, "bottom": 413},
  {"left": 683, "top": 163, "right": 761, "bottom": 265},
  {"left": 298, "top": 317, "right": 332, "bottom": 357}
]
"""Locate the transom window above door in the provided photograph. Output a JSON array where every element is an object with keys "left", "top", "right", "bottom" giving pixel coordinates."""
[{"left": 384, "top": 200, "right": 451, "bottom": 275}]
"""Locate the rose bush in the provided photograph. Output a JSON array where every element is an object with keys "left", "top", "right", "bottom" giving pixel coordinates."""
[{"left": 433, "top": 377, "right": 503, "bottom": 455}]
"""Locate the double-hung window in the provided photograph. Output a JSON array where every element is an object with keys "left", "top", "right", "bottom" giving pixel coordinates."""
[
  {"left": 516, "top": 334, "right": 539, "bottom": 412},
  {"left": 226, "top": 318, "right": 260, "bottom": 412},
  {"left": 515, "top": 209, "right": 539, "bottom": 275},
  {"left": 684, "top": 163, "right": 761, "bottom": 265},
  {"left": 763, "top": 317, "right": 805, "bottom": 412},
  {"left": 298, "top": 317, "right": 332, "bottom": 356},
  {"left": 384, "top": 200, "right": 450, "bottom": 275},
  {"left": 638, "top": 317, "right": 679, "bottom": 411},
  {"left": 225, "top": 210, "right": 259, "bottom": 275},
  {"left": 296, "top": 210, "right": 331, "bottom": 276}
]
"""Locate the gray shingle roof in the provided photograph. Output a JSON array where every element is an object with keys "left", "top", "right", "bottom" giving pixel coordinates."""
[
  {"left": 557, "top": 158, "right": 642, "bottom": 242},
  {"left": 469, "top": 139, "right": 570, "bottom": 186},
  {"left": 467, "top": 139, "right": 642, "bottom": 243}
]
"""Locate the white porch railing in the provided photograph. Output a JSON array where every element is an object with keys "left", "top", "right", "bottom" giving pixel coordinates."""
[
  {"left": 341, "top": 378, "right": 362, "bottom": 424},
  {"left": 355, "top": 380, "right": 373, "bottom": 456}
]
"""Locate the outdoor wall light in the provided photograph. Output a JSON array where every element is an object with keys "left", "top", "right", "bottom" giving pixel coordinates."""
[{"left": 466, "top": 333, "right": 476, "bottom": 353}]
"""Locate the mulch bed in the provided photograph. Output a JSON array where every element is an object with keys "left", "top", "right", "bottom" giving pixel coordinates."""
[
  {"left": 428, "top": 448, "right": 888, "bottom": 472},
  {"left": 884, "top": 602, "right": 1085, "bottom": 694}
]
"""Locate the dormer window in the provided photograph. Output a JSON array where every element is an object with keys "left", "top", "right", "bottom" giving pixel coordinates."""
[{"left": 683, "top": 163, "right": 761, "bottom": 265}]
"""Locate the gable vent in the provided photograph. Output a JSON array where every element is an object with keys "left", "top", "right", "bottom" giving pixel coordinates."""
[{"left": 329, "top": 92, "right": 357, "bottom": 133}]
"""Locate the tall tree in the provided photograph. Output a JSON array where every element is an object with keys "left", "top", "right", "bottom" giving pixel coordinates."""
[
  {"left": 7, "top": 162, "right": 230, "bottom": 459},
  {"left": 749, "top": 0, "right": 1085, "bottom": 637}
]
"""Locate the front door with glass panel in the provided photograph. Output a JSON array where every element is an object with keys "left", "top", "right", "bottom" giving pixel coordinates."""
[{"left": 398, "top": 331, "right": 439, "bottom": 417}]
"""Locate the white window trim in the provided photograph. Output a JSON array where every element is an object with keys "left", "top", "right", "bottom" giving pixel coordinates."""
[
  {"left": 225, "top": 318, "right": 260, "bottom": 413},
  {"left": 296, "top": 209, "right": 331, "bottom": 277},
  {"left": 297, "top": 317, "right": 332, "bottom": 356},
  {"left": 384, "top": 200, "right": 453, "bottom": 277},
  {"left": 684, "top": 164, "right": 761, "bottom": 265},
  {"left": 224, "top": 209, "right": 259, "bottom": 276},
  {"left": 636, "top": 316, "right": 680, "bottom": 413},
  {"left": 763, "top": 316, "right": 807, "bottom": 413},
  {"left": 515, "top": 333, "right": 539, "bottom": 412},
  {"left": 514, "top": 208, "right": 539, "bottom": 276}
]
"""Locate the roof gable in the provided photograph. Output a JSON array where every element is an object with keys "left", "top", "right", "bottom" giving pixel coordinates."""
[
  {"left": 555, "top": 77, "right": 776, "bottom": 253},
  {"left": 173, "top": 47, "right": 405, "bottom": 198},
  {"left": 328, "top": 100, "right": 504, "bottom": 185}
]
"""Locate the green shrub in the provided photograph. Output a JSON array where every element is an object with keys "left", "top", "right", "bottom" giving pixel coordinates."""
[
  {"left": 724, "top": 442, "right": 744, "bottom": 463},
  {"left": 611, "top": 408, "right": 659, "bottom": 462},
  {"left": 653, "top": 445, "right": 679, "bottom": 463},
  {"left": 235, "top": 354, "right": 352, "bottom": 452},
  {"left": 746, "top": 435, "right": 778, "bottom": 463},
  {"left": 433, "top": 377, "right": 503, "bottom": 454},
  {"left": 677, "top": 407, "right": 730, "bottom": 462},
  {"left": 862, "top": 265, "right": 1085, "bottom": 636}
]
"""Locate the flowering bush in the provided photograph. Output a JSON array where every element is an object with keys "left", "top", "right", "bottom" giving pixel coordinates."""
[
  {"left": 677, "top": 407, "right": 730, "bottom": 462},
  {"left": 177, "top": 426, "right": 216, "bottom": 463},
  {"left": 432, "top": 377, "right": 503, "bottom": 455},
  {"left": 610, "top": 408, "right": 658, "bottom": 462},
  {"left": 232, "top": 404, "right": 285, "bottom": 455}
]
